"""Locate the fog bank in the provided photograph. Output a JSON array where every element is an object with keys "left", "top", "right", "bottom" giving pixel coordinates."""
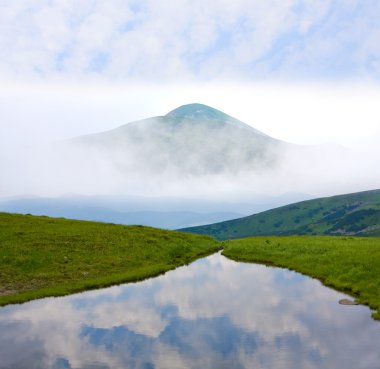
[{"left": 1, "top": 83, "right": 379, "bottom": 201}]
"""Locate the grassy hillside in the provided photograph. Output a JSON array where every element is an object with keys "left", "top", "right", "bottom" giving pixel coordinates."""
[
  {"left": 181, "top": 189, "right": 380, "bottom": 239},
  {"left": 223, "top": 236, "right": 380, "bottom": 319},
  {"left": 0, "top": 212, "right": 219, "bottom": 305}
]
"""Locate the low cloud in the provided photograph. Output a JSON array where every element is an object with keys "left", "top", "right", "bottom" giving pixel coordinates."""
[
  {"left": 1, "top": 124, "right": 379, "bottom": 202},
  {"left": 0, "top": 83, "right": 379, "bottom": 202}
]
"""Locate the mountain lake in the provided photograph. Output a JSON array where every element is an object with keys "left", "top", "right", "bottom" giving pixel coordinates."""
[{"left": 0, "top": 252, "right": 379, "bottom": 369}]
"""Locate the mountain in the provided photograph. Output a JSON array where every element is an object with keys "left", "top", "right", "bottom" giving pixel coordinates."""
[
  {"left": 0, "top": 193, "right": 312, "bottom": 230},
  {"left": 52, "top": 102, "right": 358, "bottom": 199},
  {"left": 0, "top": 196, "right": 243, "bottom": 230},
  {"left": 68, "top": 103, "right": 291, "bottom": 177},
  {"left": 180, "top": 189, "right": 380, "bottom": 239}
]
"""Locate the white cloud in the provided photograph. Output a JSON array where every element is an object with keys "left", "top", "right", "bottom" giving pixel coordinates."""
[{"left": 1, "top": 0, "right": 379, "bottom": 82}]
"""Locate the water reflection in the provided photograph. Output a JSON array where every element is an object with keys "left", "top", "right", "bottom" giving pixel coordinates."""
[{"left": 0, "top": 253, "right": 379, "bottom": 369}]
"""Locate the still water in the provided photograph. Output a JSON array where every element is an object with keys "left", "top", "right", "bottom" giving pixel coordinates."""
[{"left": 0, "top": 252, "right": 379, "bottom": 369}]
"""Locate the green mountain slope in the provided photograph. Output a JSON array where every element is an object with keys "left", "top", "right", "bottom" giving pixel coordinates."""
[
  {"left": 181, "top": 189, "right": 380, "bottom": 239},
  {"left": 0, "top": 212, "right": 219, "bottom": 305}
]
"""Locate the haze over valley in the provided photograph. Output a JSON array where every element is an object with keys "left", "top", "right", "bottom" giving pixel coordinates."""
[{"left": 1, "top": 99, "right": 380, "bottom": 228}]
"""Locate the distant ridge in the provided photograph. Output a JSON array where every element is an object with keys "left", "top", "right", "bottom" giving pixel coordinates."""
[{"left": 180, "top": 189, "right": 380, "bottom": 239}]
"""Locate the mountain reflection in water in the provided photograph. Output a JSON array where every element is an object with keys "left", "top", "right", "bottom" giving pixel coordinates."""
[{"left": 0, "top": 252, "right": 379, "bottom": 369}]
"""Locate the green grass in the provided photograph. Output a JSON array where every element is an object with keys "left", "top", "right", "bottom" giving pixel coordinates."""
[
  {"left": 0, "top": 212, "right": 220, "bottom": 305},
  {"left": 181, "top": 189, "right": 380, "bottom": 239},
  {"left": 223, "top": 236, "right": 380, "bottom": 319}
]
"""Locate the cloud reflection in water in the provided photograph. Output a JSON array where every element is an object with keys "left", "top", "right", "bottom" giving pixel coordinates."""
[{"left": 0, "top": 253, "right": 379, "bottom": 369}]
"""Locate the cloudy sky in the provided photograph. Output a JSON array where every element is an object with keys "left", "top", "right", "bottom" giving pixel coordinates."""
[
  {"left": 1, "top": 0, "right": 380, "bottom": 83},
  {"left": 0, "top": 0, "right": 380, "bottom": 198}
]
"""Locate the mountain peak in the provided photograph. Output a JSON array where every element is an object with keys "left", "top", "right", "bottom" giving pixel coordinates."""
[
  {"left": 166, "top": 103, "right": 230, "bottom": 121},
  {"left": 165, "top": 103, "right": 267, "bottom": 135}
]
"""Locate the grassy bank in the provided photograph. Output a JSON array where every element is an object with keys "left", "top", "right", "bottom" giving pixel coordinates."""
[
  {"left": 0, "top": 212, "right": 220, "bottom": 305},
  {"left": 3, "top": 212, "right": 380, "bottom": 321},
  {"left": 223, "top": 236, "right": 380, "bottom": 319}
]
